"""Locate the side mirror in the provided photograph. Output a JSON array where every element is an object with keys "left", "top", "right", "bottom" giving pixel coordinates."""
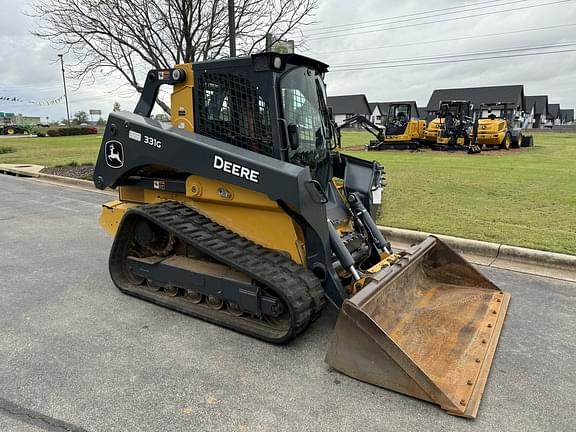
[{"left": 287, "top": 124, "right": 300, "bottom": 150}]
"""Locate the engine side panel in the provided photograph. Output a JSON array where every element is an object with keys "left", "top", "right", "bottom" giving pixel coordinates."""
[{"left": 101, "top": 177, "right": 306, "bottom": 264}]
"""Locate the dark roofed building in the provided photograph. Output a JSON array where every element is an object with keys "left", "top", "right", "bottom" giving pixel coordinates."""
[
  {"left": 426, "top": 85, "right": 525, "bottom": 113},
  {"left": 327, "top": 94, "right": 371, "bottom": 126},
  {"left": 548, "top": 103, "right": 560, "bottom": 118},
  {"left": 417, "top": 107, "right": 429, "bottom": 120},
  {"left": 524, "top": 96, "right": 536, "bottom": 114},
  {"left": 525, "top": 95, "right": 549, "bottom": 128},
  {"left": 560, "top": 109, "right": 574, "bottom": 124}
]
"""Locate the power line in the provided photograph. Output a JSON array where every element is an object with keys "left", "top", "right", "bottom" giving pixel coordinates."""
[
  {"left": 307, "top": 0, "right": 575, "bottom": 41},
  {"left": 329, "top": 48, "right": 576, "bottom": 71},
  {"left": 309, "top": 23, "right": 576, "bottom": 56},
  {"left": 331, "top": 41, "right": 576, "bottom": 68},
  {"left": 305, "top": 0, "right": 517, "bottom": 31},
  {"left": 304, "top": 0, "right": 532, "bottom": 35}
]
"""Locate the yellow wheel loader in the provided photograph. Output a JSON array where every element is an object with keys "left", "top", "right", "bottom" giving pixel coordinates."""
[
  {"left": 473, "top": 102, "right": 532, "bottom": 150},
  {"left": 94, "top": 53, "right": 510, "bottom": 418}
]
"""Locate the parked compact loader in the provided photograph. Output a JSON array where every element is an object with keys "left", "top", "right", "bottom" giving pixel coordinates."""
[
  {"left": 473, "top": 102, "right": 533, "bottom": 149},
  {"left": 93, "top": 53, "right": 509, "bottom": 418},
  {"left": 431, "top": 101, "right": 480, "bottom": 153},
  {"left": 423, "top": 115, "right": 442, "bottom": 144}
]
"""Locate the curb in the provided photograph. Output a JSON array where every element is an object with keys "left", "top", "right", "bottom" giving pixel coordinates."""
[
  {"left": 379, "top": 227, "right": 499, "bottom": 264},
  {"left": 380, "top": 226, "right": 576, "bottom": 283},
  {"left": 35, "top": 172, "right": 95, "bottom": 189},
  {"left": 2, "top": 166, "right": 574, "bottom": 283},
  {"left": 0, "top": 164, "right": 114, "bottom": 195}
]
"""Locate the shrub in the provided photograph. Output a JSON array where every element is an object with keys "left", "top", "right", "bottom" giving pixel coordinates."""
[{"left": 46, "top": 127, "right": 98, "bottom": 137}]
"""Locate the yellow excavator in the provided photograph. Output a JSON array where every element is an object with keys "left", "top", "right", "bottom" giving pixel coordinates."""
[
  {"left": 381, "top": 102, "right": 426, "bottom": 149},
  {"left": 335, "top": 102, "right": 425, "bottom": 151},
  {"left": 93, "top": 53, "right": 510, "bottom": 418}
]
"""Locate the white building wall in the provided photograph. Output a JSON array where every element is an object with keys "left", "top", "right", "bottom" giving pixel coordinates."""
[
  {"left": 524, "top": 107, "right": 535, "bottom": 128},
  {"left": 370, "top": 106, "right": 382, "bottom": 125},
  {"left": 334, "top": 114, "right": 348, "bottom": 125}
]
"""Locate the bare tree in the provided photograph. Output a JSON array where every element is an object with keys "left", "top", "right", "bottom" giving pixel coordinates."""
[
  {"left": 31, "top": 0, "right": 318, "bottom": 114},
  {"left": 73, "top": 110, "right": 89, "bottom": 124}
]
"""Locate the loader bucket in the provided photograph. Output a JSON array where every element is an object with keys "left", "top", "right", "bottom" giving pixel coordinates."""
[{"left": 326, "top": 236, "right": 510, "bottom": 418}]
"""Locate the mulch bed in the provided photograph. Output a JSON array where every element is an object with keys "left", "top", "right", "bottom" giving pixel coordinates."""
[{"left": 41, "top": 166, "right": 94, "bottom": 180}]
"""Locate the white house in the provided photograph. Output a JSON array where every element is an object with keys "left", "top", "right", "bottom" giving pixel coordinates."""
[{"left": 369, "top": 103, "right": 384, "bottom": 125}]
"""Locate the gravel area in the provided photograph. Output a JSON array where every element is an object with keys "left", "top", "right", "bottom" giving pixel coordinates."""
[{"left": 41, "top": 165, "right": 94, "bottom": 180}]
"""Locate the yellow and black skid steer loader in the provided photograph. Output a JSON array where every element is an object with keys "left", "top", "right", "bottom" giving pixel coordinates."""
[
  {"left": 430, "top": 100, "right": 480, "bottom": 154},
  {"left": 94, "top": 53, "right": 510, "bottom": 418}
]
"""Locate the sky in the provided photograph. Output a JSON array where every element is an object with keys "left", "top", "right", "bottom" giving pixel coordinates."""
[
  {"left": 0, "top": 0, "right": 575, "bottom": 122},
  {"left": 304, "top": 0, "right": 576, "bottom": 109}
]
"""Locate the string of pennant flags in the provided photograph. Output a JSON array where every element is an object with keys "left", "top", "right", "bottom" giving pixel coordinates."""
[{"left": 0, "top": 95, "right": 64, "bottom": 105}]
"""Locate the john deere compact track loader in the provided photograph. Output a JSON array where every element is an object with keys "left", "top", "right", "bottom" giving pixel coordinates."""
[{"left": 94, "top": 53, "right": 510, "bottom": 418}]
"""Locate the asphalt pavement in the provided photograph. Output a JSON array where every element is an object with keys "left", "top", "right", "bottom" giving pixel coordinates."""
[{"left": 0, "top": 174, "right": 575, "bottom": 432}]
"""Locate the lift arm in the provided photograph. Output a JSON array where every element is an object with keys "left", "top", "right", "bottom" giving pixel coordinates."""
[{"left": 335, "top": 115, "right": 385, "bottom": 147}]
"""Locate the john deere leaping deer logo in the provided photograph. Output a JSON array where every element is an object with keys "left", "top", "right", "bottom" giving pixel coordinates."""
[{"left": 105, "top": 140, "right": 124, "bottom": 168}]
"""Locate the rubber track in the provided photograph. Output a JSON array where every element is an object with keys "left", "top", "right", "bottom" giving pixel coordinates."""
[{"left": 114, "top": 201, "right": 325, "bottom": 343}]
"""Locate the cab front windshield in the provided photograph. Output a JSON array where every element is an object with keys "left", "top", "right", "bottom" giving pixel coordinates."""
[
  {"left": 481, "top": 105, "right": 511, "bottom": 120},
  {"left": 443, "top": 103, "right": 470, "bottom": 117},
  {"left": 280, "top": 67, "right": 330, "bottom": 167},
  {"left": 389, "top": 104, "right": 411, "bottom": 121}
]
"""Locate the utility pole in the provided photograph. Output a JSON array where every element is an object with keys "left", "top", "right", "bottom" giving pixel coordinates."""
[
  {"left": 228, "top": 0, "right": 236, "bottom": 57},
  {"left": 58, "top": 54, "right": 71, "bottom": 128}
]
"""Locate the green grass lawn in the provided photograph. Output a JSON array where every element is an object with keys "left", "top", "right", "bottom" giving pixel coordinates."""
[
  {"left": 342, "top": 130, "right": 576, "bottom": 255},
  {"left": 0, "top": 131, "right": 574, "bottom": 254},
  {"left": 0, "top": 135, "right": 101, "bottom": 166},
  {"left": 339, "top": 129, "right": 379, "bottom": 149}
]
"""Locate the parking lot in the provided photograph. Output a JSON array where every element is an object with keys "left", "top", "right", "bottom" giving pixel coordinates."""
[{"left": 0, "top": 175, "right": 575, "bottom": 432}]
